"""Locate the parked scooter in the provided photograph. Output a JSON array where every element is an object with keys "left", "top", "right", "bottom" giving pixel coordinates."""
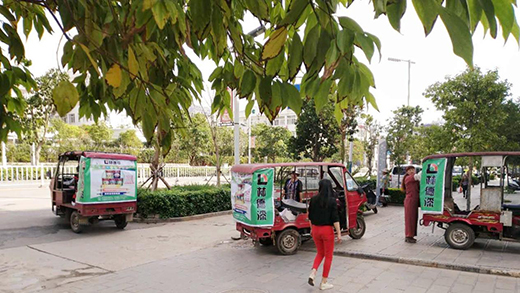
[{"left": 361, "top": 184, "right": 378, "bottom": 214}]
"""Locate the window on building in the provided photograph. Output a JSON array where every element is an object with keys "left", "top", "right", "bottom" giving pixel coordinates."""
[
  {"left": 274, "top": 119, "right": 279, "bottom": 126},
  {"left": 69, "top": 114, "right": 75, "bottom": 123},
  {"left": 288, "top": 116, "right": 297, "bottom": 125}
]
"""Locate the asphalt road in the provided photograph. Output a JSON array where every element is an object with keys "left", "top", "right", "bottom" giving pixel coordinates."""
[{"left": 0, "top": 185, "right": 154, "bottom": 249}]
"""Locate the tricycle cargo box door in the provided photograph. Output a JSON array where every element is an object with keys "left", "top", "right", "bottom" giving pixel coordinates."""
[
  {"left": 77, "top": 157, "right": 137, "bottom": 204},
  {"left": 231, "top": 169, "right": 275, "bottom": 227},
  {"left": 420, "top": 158, "right": 447, "bottom": 214}
]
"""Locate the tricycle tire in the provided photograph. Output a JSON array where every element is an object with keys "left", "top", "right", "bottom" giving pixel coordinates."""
[
  {"left": 259, "top": 237, "right": 273, "bottom": 246},
  {"left": 114, "top": 215, "right": 128, "bottom": 229},
  {"left": 70, "top": 210, "right": 83, "bottom": 233},
  {"left": 445, "top": 223, "right": 475, "bottom": 250},
  {"left": 276, "top": 229, "right": 301, "bottom": 255},
  {"left": 349, "top": 216, "right": 366, "bottom": 239}
]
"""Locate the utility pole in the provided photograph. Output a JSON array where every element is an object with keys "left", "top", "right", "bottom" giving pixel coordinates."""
[
  {"left": 233, "top": 25, "right": 266, "bottom": 166},
  {"left": 1, "top": 142, "right": 6, "bottom": 166},
  {"left": 388, "top": 57, "right": 415, "bottom": 106}
]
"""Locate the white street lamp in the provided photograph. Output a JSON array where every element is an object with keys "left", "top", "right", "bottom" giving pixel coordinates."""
[{"left": 388, "top": 57, "right": 415, "bottom": 106}]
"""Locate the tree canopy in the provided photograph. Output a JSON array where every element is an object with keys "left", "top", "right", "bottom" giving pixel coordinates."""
[
  {"left": 386, "top": 105, "right": 423, "bottom": 166},
  {"left": 1, "top": 0, "right": 519, "bottom": 160}
]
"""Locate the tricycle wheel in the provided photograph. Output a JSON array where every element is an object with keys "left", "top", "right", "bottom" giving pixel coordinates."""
[
  {"left": 259, "top": 237, "right": 273, "bottom": 246},
  {"left": 276, "top": 229, "right": 301, "bottom": 255},
  {"left": 445, "top": 223, "right": 475, "bottom": 250},
  {"left": 70, "top": 210, "right": 83, "bottom": 233},
  {"left": 114, "top": 215, "right": 128, "bottom": 229},
  {"left": 373, "top": 207, "right": 378, "bottom": 214},
  {"left": 349, "top": 216, "right": 366, "bottom": 239}
]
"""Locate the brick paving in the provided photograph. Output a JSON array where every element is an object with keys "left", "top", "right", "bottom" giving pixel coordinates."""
[{"left": 48, "top": 240, "right": 520, "bottom": 293}]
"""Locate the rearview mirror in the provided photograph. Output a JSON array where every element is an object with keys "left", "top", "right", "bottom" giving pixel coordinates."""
[{"left": 357, "top": 186, "right": 364, "bottom": 194}]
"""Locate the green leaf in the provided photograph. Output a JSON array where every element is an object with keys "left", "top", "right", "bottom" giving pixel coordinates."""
[
  {"left": 492, "top": 0, "right": 515, "bottom": 40},
  {"left": 334, "top": 103, "right": 343, "bottom": 126},
  {"left": 259, "top": 76, "right": 273, "bottom": 105},
  {"left": 365, "top": 33, "right": 382, "bottom": 61},
  {"left": 467, "top": 0, "right": 483, "bottom": 33},
  {"left": 105, "top": 64, "right": 122, "bottom": 87},
  {"left": 355, "top": 33, "right": 375, "bottom": 62},
  {"left": 266, "top": 52, "right": 284, "bottom": 76},
  {"left": 336, "top": 30, "right": 354, "bottom": 54},
  {"left": 411, "top": 0, "right": 439, "bottom": 36},
  {"left": 245, "top": 99, "right": 255, "bottom": 117},
  {"left": 240, "top": 70, "right": 256, "bottom": 98},
  {"left": 358, "top": 63, "right": 375, "bottom": 87},
  {"left": 280, "top": 0, "right": 309, "bottom": 26},
  {"left": 478, "top": 0, "right": 498, "bottom": 38},
  {"left": 209, "top": 67, "right": 223, "bottom": 82},
  {"left": 365, "top": 92, "right": 379, "bottom": 111},
  {"left": 438, "top": 5, "right": 474, "bottom": 66},
  {"left": 288, "top": 33, "right": 303, "bottom": 80},
  {"left": 23, "top": 17, "right": 33, "bottom": 39},
  {"left": 271, "top": 81, "right": 283, "bottom": 111},
  {"left": 511, "top": 20, "right": 520, "bottom": 44},
  {"left": 152, "top": 1, "right": 170, "bottom": 29},
  {"left": 78, "top": 43, "right": 100, "bottom": 75},
  {"left": 128, "top": 46, "right": 138, "bottom": 79},
  {"left": 141, "top": 109, "right": 158, "bottom": 142},
  {"left": 315, "top": 79, "right": 332, "bottom": 113},
  {"left": 52, "top": 80, "right": 79, "bottom": 117},
  {"left": 325, "top": 42, "right": 339, "bottom": 67},
  {"left": 244, "top": 0, "right": 269, "bottom": 21},
  {"left": 261, "top": 27, "right": 288, "bottom": 60},
  {"left": 338, "top": 17, "right": 364, "bottom": 33},
  {"left": 283, "top": 83, "right": 302, "bottom": 114},
  {"left": 303, "top": 25, "right": 320, "bottom": 69},
  {"left": 387, "top": 0, "right": 407, "bottom": 32}
]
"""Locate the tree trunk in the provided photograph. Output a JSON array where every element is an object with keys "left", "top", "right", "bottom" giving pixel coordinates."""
[
  {"left": 467, "top": 157, "right": 473, "bottom": 211},
  {"left": 35, "top": 140, "right": 44, "bottom": 165},
  {"left": 150, "top": 143, "right": 161, "bottom": 191},
  {"left": 340, "top": 130, "right": 346, "bottom": 164}
]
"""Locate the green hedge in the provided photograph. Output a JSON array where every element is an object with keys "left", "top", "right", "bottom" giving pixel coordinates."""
[
  {"left": 355, "top": 177, "right": 377, "bottom": 190},
  {"left": 137, "top": 185, "right": 231, "bottom": 218},
  {"left": 386, "top": 188, "right": 405, "bottom": 205}
]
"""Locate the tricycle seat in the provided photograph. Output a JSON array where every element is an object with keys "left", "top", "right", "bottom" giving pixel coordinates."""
[{"left": 281, "top": 199, "right": 307, "bottom": 213}]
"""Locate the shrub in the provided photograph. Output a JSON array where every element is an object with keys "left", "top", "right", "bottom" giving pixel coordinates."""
[
  {"left": 355, "top": 177, "right": 377, "bottom": 190},
  {"left": 386, "top": 188, "right": 405, "bottom": 205},
  {"left": 137, "top": 185, "right": 231, "bottom": 218}
]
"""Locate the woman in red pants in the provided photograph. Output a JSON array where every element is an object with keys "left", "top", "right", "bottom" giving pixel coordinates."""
[{"left": 307, "top": 179, "right": 341, "bottom": 290}]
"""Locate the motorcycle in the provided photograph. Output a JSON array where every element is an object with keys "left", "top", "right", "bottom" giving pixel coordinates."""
[{"left": 361, "top": 184, "right": 378, "bottom": 214}]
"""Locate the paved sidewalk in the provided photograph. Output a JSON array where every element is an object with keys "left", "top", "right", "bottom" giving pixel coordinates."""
[
  {"left": 301, "top": 205, "right": 520, "bottom": 277},
  {"left": 46, "top": 240, "right": 520, "bottom": 293}
]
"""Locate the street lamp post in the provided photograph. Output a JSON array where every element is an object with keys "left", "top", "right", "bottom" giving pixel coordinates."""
[
  {"left": 388, "top": 57, "right": 415, "bottom": 106},
  {"left": 233, "top": 25, "right": 266, "bottom": 166}
]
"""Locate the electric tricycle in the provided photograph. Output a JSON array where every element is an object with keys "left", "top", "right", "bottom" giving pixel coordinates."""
[
  {"left": 231, "top": 162, "right": 367, "bottom": 255},
  {"left": 50, "top": 151, "right": 137, "bottom": 233},
  {"left": 420, "top": 152, "right": 520, "bottom": 249}
]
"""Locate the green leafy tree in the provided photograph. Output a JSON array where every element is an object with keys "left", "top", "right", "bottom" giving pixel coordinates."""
[
  {"left": 252, "top": 123, "right": 292, "bottom": 163},
  {"left": 290, "top": 99, "right": 339, "bottom": 161},
  {"left": 2, "top": 0, "right": 519, "bottom": 145},
  {"left": 117, "top": 129, "right": 143, "bottom": 149},
  {"left": 51, "top": 118, "right": 90, "bottom": 154},
  {"left": 497, "top": 99, "right": 520, "bottom": 151},
  {"left": 386, "top": 105, "right": 423, "bottom": 178},
  {"left": 408, "top": 124, "right": 451, "bottom": 162},
  {"left": 180, "top": 113, "right": 211, "bottom": 165},
  {"left": 425, "top": 67, "right": 512, "bottom": 208},
  {"left": 23, "top": 69, "right": 70, "bottom": 164},
  {"left": 339, "top": 105, "right": 362, "bottom": 164},
  {"left": 83, "top": 121, "right": 113, "bottom": 149}
]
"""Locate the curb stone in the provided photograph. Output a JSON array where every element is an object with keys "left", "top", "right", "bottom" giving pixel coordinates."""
[
  {"left": 299, "top": 247, "right": 520, "bottom": 278},
  {"left": 132, "top": 210, "right": 232, "bottom": 224}
]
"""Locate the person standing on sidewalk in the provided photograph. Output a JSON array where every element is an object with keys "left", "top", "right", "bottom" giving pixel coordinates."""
[
  {"left": 460, "top": 171, "right": 469, "bottom": 199},
  {"left": 307, "top": 179, "right": 341, "bottom": 290},
  {"left": 401, "top": 166, "right": 421, "bottom": 243}
]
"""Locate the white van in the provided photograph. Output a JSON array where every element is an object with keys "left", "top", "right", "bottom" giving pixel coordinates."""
[{"left": 389, "top": 165, "right": 422, "bottom": 188}]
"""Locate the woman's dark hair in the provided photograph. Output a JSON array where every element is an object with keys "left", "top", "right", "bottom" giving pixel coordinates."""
[
  {"left": 317, "top": 179, "right": 334, "bottom": 208},
  {"left": 401, "top": 174, "right": 409, "bottom": 192}
]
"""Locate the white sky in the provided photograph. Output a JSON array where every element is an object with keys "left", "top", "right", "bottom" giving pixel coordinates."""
[{"left": 22, "top": 2, "right": 520, "bottom": 127}]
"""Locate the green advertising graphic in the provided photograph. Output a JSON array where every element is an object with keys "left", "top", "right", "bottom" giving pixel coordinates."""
[
  {"left": 231, "top": 168, "right": 274, "bottom": 227},
  {"left": 420, "top": 158, "right": 447, "bottom": 214},
  {"left": 77, "top": 157, "right": 137, "bottom": 204}
]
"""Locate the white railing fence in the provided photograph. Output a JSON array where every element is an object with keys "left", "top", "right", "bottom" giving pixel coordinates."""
[{"left": 0, "top": 164, "right": 231, "bottom": 184}]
